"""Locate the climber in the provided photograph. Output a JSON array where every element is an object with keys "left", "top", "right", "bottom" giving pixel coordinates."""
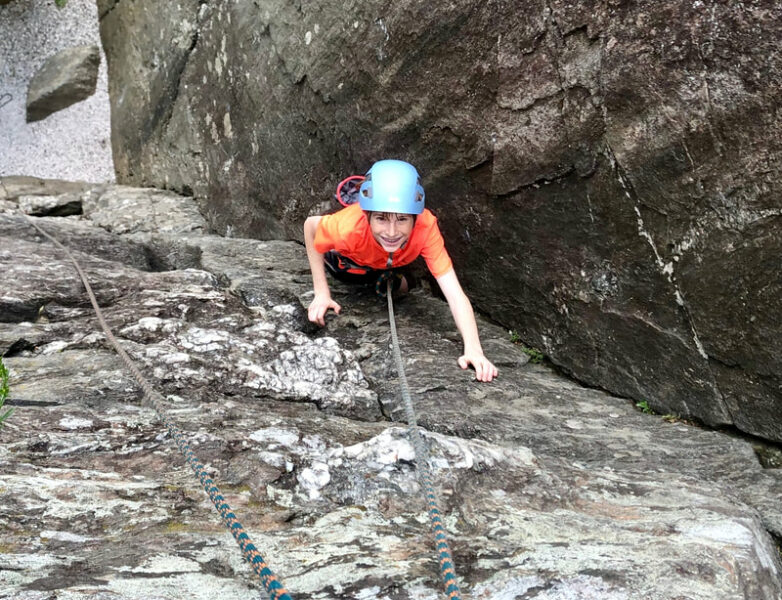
[{"left": 303, "top": 159, "right": 498, "bottom": 383}]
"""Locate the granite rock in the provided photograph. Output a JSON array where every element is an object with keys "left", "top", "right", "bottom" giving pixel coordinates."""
[
  {"left": 26, "top": 45, "right": 100, "bottom": 123},
  {"left": 96, "top": 0, "right": 782, "bottom": 443}
]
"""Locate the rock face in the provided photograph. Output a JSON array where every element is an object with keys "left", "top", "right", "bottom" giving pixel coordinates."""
[
  {"left": 1, "top": 177, "right": 782, "bottom": 598},
  {"left": 26, "top": 45, "right": 101, "bottom": 122},
  {"left": 97, "top": 0, "right": 782, "bottom": 443}
]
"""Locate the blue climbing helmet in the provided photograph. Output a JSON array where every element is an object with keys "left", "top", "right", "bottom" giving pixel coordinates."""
[{"left": 358, "top": 159, "right": 425, "bottom": 215}]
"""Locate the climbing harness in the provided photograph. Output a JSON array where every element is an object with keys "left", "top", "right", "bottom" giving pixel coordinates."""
[
  {"left": 21, "top": 212, "right": 463, "bottom": 599},
  {"left": 22, "top": 216, "right": 293, "bottom": 600},
  {"left": 386, "top": 279, "right": 462, "bottom": 599}
]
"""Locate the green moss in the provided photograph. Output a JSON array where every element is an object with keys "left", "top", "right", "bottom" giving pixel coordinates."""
[
  {"left": 508, "top": 331, "right": 545, "bottom": 363},
  {"left": 753, "top": 444, "right": 782, "bottom": 469},
  {"left": 521, "top": 346, "right": 545, "bottom": 364},
  {"left": 164, "top": 521, "right": 190, "bottom": 533}
]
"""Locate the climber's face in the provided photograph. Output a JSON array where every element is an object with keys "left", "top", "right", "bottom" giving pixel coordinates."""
[{"left": 368, "top": 212, "right": 414, "bottom": 253}]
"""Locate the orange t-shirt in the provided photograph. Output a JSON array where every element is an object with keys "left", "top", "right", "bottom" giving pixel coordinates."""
[{"left": 313, "top": 203, "right": 453, "bottom": 278}]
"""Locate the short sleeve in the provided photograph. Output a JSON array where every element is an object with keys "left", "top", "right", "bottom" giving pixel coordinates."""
[
  {"left": 313, "top": 213, "right": 339, "bottom": 253},
  {"left": 420, "top": 218, "right": 453, "bottom": 278}
]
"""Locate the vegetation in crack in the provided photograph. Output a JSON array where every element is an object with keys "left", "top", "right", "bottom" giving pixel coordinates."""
[
  {"left": 0, "top": 356, "right": 13, "bottom": 427},
  {"left": 509, "top": 330, "right": 545, "bottom": 364}
]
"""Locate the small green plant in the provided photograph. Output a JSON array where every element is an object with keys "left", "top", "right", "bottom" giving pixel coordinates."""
[
  {"left": 508, "top": 330, "right": 545, "bottom": 363},
  {"left": 54, "top": 0, "right": 68, "bottom": 8},
  {"left": 0, "top": 357, "right": 13, "bottom": 427},
  {"left": 521, "top": 346, "right": 544, "bottom": 364},
  {"left": 636, "top": 400, "right": 655, "bottom": 415}
]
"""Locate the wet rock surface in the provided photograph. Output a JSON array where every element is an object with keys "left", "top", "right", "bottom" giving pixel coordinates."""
[{"left": 1, "top": 179, "right": 781, "bottom": 599}]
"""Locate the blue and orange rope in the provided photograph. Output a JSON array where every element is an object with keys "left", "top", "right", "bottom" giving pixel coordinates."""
[{"left": 166, "top": 419, "right": 291, "bottom": 599}]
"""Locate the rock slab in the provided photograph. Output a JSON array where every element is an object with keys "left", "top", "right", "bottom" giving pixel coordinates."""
[
  {"left": 26, "top": 45, "right": 101, "bottom": 123},
  {"left": 0, "top": 178, "right": 781, "bottom": 599}
]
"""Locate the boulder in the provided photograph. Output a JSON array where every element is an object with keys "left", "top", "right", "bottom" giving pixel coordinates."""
[
  {"left": 0, "top": 176, "right": 92, "bottom": 200},
  {"left": 1, "top": 180, "right": 781, "bottom": 598},
  {"left": 97, "top": 0, "right": 782, "bottom": 443},
  {"left": 26, "top": 44, "right": 100, "bottom": 122}
]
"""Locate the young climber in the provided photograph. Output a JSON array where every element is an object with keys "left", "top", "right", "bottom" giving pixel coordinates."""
[{"left": 303, "top": 159, "right": 498, "bottom": 383}]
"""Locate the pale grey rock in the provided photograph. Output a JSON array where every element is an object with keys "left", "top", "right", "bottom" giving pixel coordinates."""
[
  {"left": 1, "top": 181, "right": 781, "bottom": 599},
  {"left": 82, "top": 185, "right": 206, "bottom": 234},
  {"left": 26, "top": 45, "right": 100, "bottom": 122},
  {"left": 0, "top": 176, "right": 92, "bottom": 201},
  {"left": 0, "top": 213, "right": 151, "bottom": 271}
]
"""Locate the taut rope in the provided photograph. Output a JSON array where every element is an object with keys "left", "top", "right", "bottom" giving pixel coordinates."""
[{"left": 387, "top": 280, "right": 463, "bottom": 599}]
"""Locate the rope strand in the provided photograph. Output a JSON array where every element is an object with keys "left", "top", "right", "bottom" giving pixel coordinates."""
[
  {"left": 387, "top": 280, "right": 463, "bottom": 599},
  {"left": 23, "top": 215, "right": 293, "bottom": 600},
  {"left": 22, "top": 212, "right": 463, "bottom": 599}
]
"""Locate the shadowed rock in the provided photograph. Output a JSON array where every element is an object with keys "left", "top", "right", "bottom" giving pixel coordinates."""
[
  {"left": 26, "top": 45, "right": 100, "bottom": 122},
  {"left": 18, "top": 194, "right": 83, "bottom": 217}
]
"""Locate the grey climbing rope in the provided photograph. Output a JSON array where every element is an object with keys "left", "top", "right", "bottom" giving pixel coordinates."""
[
  {"left": 22, "top": 215, "right": 292, "bottom": 600},
  {"left": 387, "top": 280, "right": 463, "bottom": 599}
]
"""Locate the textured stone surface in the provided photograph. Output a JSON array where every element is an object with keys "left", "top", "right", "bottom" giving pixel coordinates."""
[
  {"left": 18, "top": 193, "right": 83, "bottom": 217},
  {"left": 26, "top": 45, "right": 101, "bottom": 122},
  {"left": 1, "top": 180, "right": 781, "bottom": 599},
  {"left": 97, "top": 0, "right": 782, "bottom": 443}
]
